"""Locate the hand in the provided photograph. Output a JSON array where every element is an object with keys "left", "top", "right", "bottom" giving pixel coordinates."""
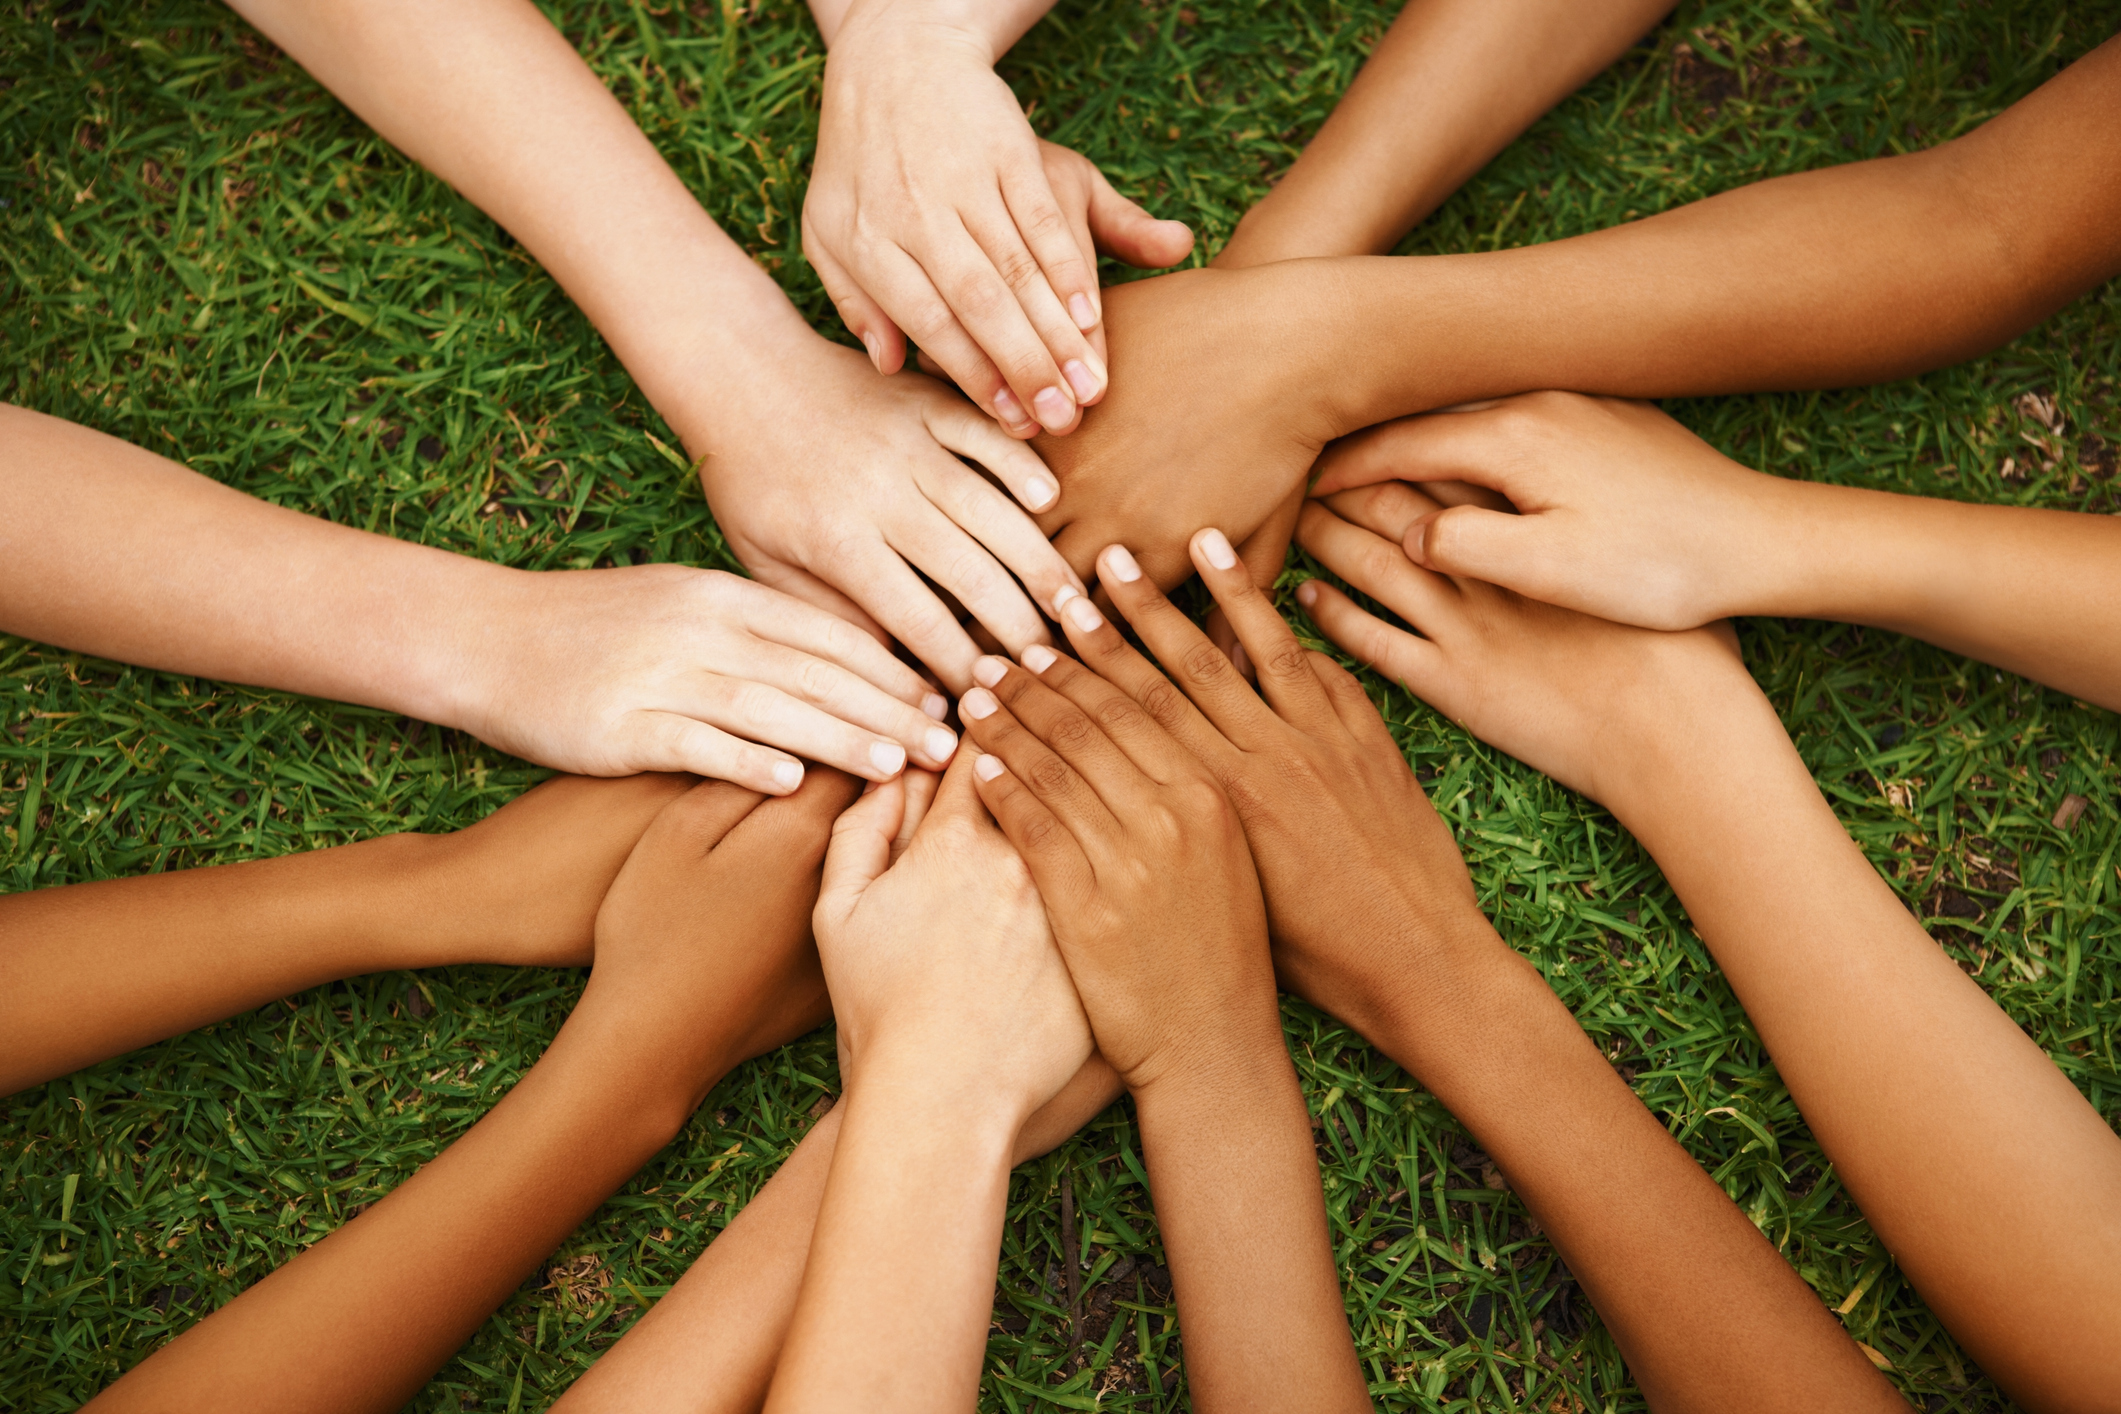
[
  {"left": 1031, "top": 265, "right": 1346, "bottom": 591},
  {"left": 807, "top": 0, "right": 1192, "bottom": 437},
  {"left": 1294, "top": 482, "right": 1765, "bottom": 807},
  {"left": 587, "top": 768, "right": 862, "bottom": 1115},
  {"left": 1310, "top": 392, "right": 1794, "bottom": 630},
  {"left": 955, "top": 625, "right": 1278, "bottom": 1093},
  {"left": 694, "top": 339, "right": 1088, "bottom": 693},
  {"left": 1023, "top": 530, "right": 1491, "bottom": 1044},
  {"left": 814, "top": 752, "right": 1092, "bottom": 1115}
]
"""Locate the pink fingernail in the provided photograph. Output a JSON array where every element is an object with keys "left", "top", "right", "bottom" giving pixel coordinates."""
[
  {"left": 1197, "top": 528, "right": 1237, "bottom": 571},
  {"left": 1022, "top": 644, "right": 1058, "bottom": 673},
  {"left": 869, "top": 741, "right": 907, "bottom": 775},
  {"left": 922, "top": 692, "right": 949, "bottom": 720},
  {"left": 975, "top": 753, "right": 1006, "bottom": 781},
  {"left": 1064, "top": 595, "right": 1103, "bottom": 633},
  {"left": 962, "top": 688, "right": 998, "bottom": 720},
  {"left": 1062, "top": 359, "right": 1101, "bottom": 404},
  {"left": 1101, "top": 544, "right": 1141, "bottom": 584},
  {"left": 1053, "top": 585, "right": 1082, "bottom": 617},
  {"left": 995, "top": 387, "right": 1029, "bottom": 424},
  {"left": 972, "top": 655, "right": 1009, "bottom": 688},
  {"left": 1068, "top": 292, "right": 1097, "bottom": 331},
  {"left": 1032, "top": 386, "right": 1075, "bottom": 431},
  {"left": 1296, "top": 580, "right": 1319, "bottom": 607},
  {"left": 862, "top": 332, "right": 883, "bottom": 371},
  {"left": 772, "top": 761, "right": 804, "bottom": 792},
  {"left": 925, "top": 727, "right": 958, "bottom": 762},
  {"left": 1023, "top": 475, "right": 1057, "bottom": 512}
]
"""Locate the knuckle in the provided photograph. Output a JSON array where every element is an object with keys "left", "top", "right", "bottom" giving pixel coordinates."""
[
  {"left": 1017, "top": 202, "right": 1069, "bottom": 245},
  {"left": 993, "top": 246, "right": 1042, "bottom": 291},
  {"left": 1092, "top": 693, "right": 1146, "bottom": 735},
  {"left": 1018, "top": 808, "right": 1063, "bottom": 855},
  {"left": 1028, "top": 752, "right": 1074, "bottom": 795},
  {"left": 1263, "top": 640, "right": 1311, "bottom": 680},
  {"left": 902, "top": 299, "right": 959, "bottom": 344},
  {"left": 947, "top": 274, "right": 1010, "bottom": 323},
  {"left": 1137, "top": 678, "right": 1189, "bottom": 731},
  {"left": 1046, "top": 708, "right": 1099, "bottom": 753},
  {"left": 1180, "top": 640, "right": 1233, "bottom": 687}
]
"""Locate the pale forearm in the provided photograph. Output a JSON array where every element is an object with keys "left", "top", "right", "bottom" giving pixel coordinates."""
[
  {"left": 810, "top": 0, "right": 1055, "bottom": 54},
  {"left": 1131, "top": 1039, "right": 1368, "bottom": 1414},
  {"left": 1220, "top": 0, "right": 1673, "bottom": 266}
]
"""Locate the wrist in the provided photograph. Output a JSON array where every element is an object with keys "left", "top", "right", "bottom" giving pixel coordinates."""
[
  {"left": 851, "top": 1028, "right": 1047, "bottom": 1135},
  {"left": 834, "top": 0, "right": 1020, "bottom": 61}
]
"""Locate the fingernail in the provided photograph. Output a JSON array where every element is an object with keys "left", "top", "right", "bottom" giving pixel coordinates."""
[
  {"left": 995, "top": 387, "right": 1029, "bottom": 424},
  {"left": 869, "top": 741, "right": 907, "bottom": 775},
  {"left": 1296, "top": 580, "right": 1319, "bottom": 607},
  {"left": 1023, "top": 475, "right": 1056, "bottom": 511},
  {"left": 1068, "top": 292, "right": 1097, "bottom": 330},
  {"left": 972, "top": 655, "right": 1009, "bottom": 688},
  {"left": 1198, "top": 528, "right": 1237, "bottom": 571},
  {"left": 922, "top": 692, "right": 949, "bottom": 720},
  {"left": 1053, "top": 585, "right": 1082, "bottom": 617},
  {"left": 862, "top": 331, "right": 882, "bottom": 371},
  {"left": 1230, "top": 642, "right": 1251, "bottom": 678},
  {"left": 1022, "top": 644, "right": 1058, "bottom": 673},
  {"left": 961, "top": 687, "right": 998, "bottom": 720},
  {"left": 1062, "top": 359, "right": 1101, "bottom": 404},
  {"left": 1100, "top": 544, "right": 1141, "bottom": 583},
  {"left": 1406, "top": 521, "right": 1428, "bottom": 562},
  {"left": 1064, "top": 595, "right": 1104, "bottom": 633},
  {"left": 772, "top": 760, "right": 804, "bottom": 792},
  {"left": 975, "top": 753, "right": 1006, "bottom": 781},
  {"left": 925, "top": 726, "right": 958, "bottom": 762},
  {"left": 1032, "top": 385, "right": 1075, "bottom": 431}
]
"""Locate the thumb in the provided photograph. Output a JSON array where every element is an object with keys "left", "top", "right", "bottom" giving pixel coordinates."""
[
  {"left": 1405, "top": 504, "right": 1546, "bottom": 591},
  {"left": 1085, "top": 169, "right": 1194, "bottom": 269},
  {"left": 816, "top": 776, "right": 907, "bottom": 931}
]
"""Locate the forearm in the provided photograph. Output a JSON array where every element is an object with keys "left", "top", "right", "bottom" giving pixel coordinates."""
[
  {"left": 87, "top": 1006, "right": 721, "bottom": 1414},
  {"left": 766, "top": 1057, "right": 1022, "bottom": 1411},
  {"left": 1606, "top": 704, "right": 2121, "bottom": 1405},
  {"left": 1760, "top": 480, "right": 2121, "bottom": 710},
  {"left": 1361, "top": 918, "right": 1897, "bottom": 1410},
  {"left": 1130, "top": 1033, "right": 1369, "bottom": 1414},
  {"left": 1219, "top": 0, "right": 1673, "bottom": 266},
  {"left": 809, "top": 0, "right": 1055, "bottom": 54},
  {"left": 228, "top": 0, "right": 814, "bottom": 456},
  {"left": 0, "top": 406, "right": 512, "bottom": 724}
]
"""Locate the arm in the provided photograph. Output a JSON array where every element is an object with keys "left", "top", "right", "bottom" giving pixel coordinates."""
[
  {"left": 0, "top": 772, "right": 688, "bottom": 1096},
  {"left": 0, "top": 406, "right": 958, "bottom": 792},
  {"left": 1034, "top": 34, "right": 2121, "bottom": 588},
  {"left": 84, "top": 772, "right": 857, "bottom": 1414},
  {"left": 959, "top": 635, "right": 1369, "bottom": 1409},
  {"left": 1296, "top": 488, "right": 2121, "bottom": 1412},
  {"left": 1020, "top": 535, "right": 1900, "bottom": 1409},
  {"left": 1307, "top": 392, "right": 2121, "bottom": 711},
  {"left": 226, "top": 0, "right": 1085, "bottom": 691}
]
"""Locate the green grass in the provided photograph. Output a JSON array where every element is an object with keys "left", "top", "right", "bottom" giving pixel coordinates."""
[{"left": 3, "top": 0, "right": 2118, "bottom": 1409}]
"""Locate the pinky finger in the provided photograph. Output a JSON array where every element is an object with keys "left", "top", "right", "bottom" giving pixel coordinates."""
[
  {"left": 806, "top": 236, "right": 906, "bottom": 376},
  {"left": 969, "top": 750, "right": 1090, "bottom": 897},
  {"left": 1293, "top": 580, "right": 1448, "bottom": 707},
  {"left": 631, "top": 712, "right": 811, "bottom": 796}
]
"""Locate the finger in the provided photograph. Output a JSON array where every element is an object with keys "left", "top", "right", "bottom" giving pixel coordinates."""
[
  {"left": 889, "top": 498, "right": 1056, "bottom": 666},
  {"left": 733, "top": 636, "right": 958, "bottom": 770},
  {"left": 918, "top": 409, "right": 1086, "bottom": 618},
  {"left": 1296, "top": 500, "right": 1462, "bottom": 638},
  {"left": 921, "top": 220, "right": 1081, "bottom": 435},
  {"left": 1041, "top": 581, "right": 1240, "bottom": 774},
  {"left": 621, "top": 712, "right": 810, "bottom": 796},
  {"left": 724, "top": 764, "right": 865, "bottom": 866},
  {"left": 1209, "top": 482, "right": 1303, "bottom": 677},
  {"left": 919, "top": 377, "right": 1064, "bottom": 516},
  {"left": 734, "top": 572, "right": 944, "bottom": 714},
  {"left": 1293, "top": 579, "right": 1449, "bottom": 706},
  {"left": 891, "top": 768, "right": 943, "bottom": 862},
  {"left": 1403, "top": 503, "right": 1551, "bottom": 592},
  {"left": 968, "top": 651, "right": 1170, "bottom": 815},
  {"left": 1320, "top": 481, "right": 1449, "bottom": 543},
  {"left": 1013, "top": 1050, "right": 1124, "bottom": 1163},
  {"left": 996, "top": 173, "right": 1109, "bottom": 409},
  {"left": 826, "top": 544, "right": 985, "bottom": 694},
  {"left": 634, "top": 776, "right": 769, "bottom": 860},
  {"left": 1188, "top": 528, "right": 1339, "bottom": 734},
  {"left": 817, "top": 776, "right": 907, "bottom": 930},
  {"left": 864, "top": 239, "right": 1035, "bottom": 436},
  {"left": 959, "top": 678, "right": 1120, "bottom": 844},
  {"left": 1088, "top": 544, "right": 1285, "bottom": 753},
  {"left": 804, "top": 233, "right": 908, "bottom": 377},
  {"left": 1052, "top": 519, "right": 1191, "bottom": 594},
  {"left": 1308, "top": 403, "right": 1534, "bottom": 498},
  {"left": 1303, "top": 646, "right": 1403, "bottom": 754},
  {"left": 1082, "top": 162, "right": 1193, "bottom": 270},
  {"left": 1011, "top": 638, "right": 1202, "bottom": 787},
  {"left": 744, "top": 561, "right": 895, "bottom": 652}
]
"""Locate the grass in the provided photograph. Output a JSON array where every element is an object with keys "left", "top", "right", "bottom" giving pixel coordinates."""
[{"left": 2, "top": 0, "right": 2117, "bottom": 1408}]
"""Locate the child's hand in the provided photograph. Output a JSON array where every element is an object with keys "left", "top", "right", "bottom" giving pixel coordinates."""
[
  {"left": 1294, "top": 483, "right": 1772, "bottom": 808},
  {"left": 1309, "top": 392, "right": 1794, "bottom": 631},
  {"left": 694, "top": 340, "right": 1087, "bottom": 693},
  {"left": 955, "top": 638, "right": 1278, "bottom": 1093},
  {"left": 813, "top": 754, "right": 1092, "bottom": 1117},
  {"left": 460, "top": 556, "right": 963, "bottom": 796},
  {"left": 1025, "top": 532, "right": 1490, "bottom": 1043},
  {"left": 806, "top": 0, "right": 1192, "bottom": 437}
]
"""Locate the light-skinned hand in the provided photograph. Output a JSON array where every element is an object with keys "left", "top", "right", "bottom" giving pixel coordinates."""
[
  {"left": 698, "top": 340, "right": 1088, "bottom": 693},
  {"left": 807, "top": 0, "right": 1193, "bottom": 439}
]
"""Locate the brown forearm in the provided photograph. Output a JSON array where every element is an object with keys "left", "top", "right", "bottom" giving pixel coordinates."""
[
  {"left": 1366, "top": 928, "right": 1898, "bottom": 1410},
  {"left": 1131, "top": 1037, "right": 1369, "bottom": 1414}
]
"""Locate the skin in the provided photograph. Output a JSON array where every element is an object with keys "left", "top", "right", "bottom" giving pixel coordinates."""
[
  {"left": 958, "top": 638, "right": 1374, "bottom": 1408},
  {"left": 1308, "top": 391, "right": 2121, "bottom": 713},
  {"left": 765, "top": 754, "right": 1093, "bottom": 1409},
  {"left": 804, "top": 0, "right": 1194, "bottom": 438},
  {"left": 1297, "top": 490, "right": 2121, "bottom": 1412},
  {"left": 1034, "top": 34, "right": 2121, "bottom": 594},
  {"left": 82, "top": 770, "right": 860, "bottom": 1414},
  {"left": 0, "top": 771, "right": 690, "bottom": 1097},
  {"left": 0, "top": 408, "right": 954, "bottom": 795},
  {"left": 229, "top": 0, "right": 1086, "bottom": 693},
  {"left": 1002, "top": 535, "right": 1902, "bottom": 1411}
]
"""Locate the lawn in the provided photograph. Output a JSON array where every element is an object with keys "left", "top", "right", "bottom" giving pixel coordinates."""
[{"left": 2, "top": 0, "right": 2117, "bottom": 1409}]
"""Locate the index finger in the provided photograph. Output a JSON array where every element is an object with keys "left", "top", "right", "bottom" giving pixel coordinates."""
[{"left": 1309, "top": 404, "right": 1529, "bottom": 498}]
